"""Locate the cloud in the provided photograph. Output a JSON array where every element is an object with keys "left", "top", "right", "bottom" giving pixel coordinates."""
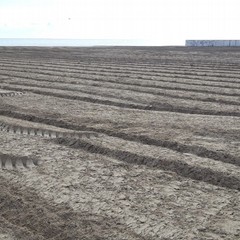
[{"left": 0, "top": 0, "right": 239, "bottom": 44}]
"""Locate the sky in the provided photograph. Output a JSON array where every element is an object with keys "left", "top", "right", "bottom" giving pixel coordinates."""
[{"left": 0, "top": 0, "right": 240, "bottom": 45}]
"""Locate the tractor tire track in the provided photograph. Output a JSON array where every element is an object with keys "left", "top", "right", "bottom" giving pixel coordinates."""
[
  {"left": 2, "top": 59, "right": 240, "bottom": 82},
  {"left": 4, "top": 79, "right": 240, "bottom": 106},
  {"left": 2, "top": 46, "right": 240, "bottom": 68},
  {"left": 3, "top": 53, "right": 240, "bottom": 72},
  {"left": 1, "top": 84, "right": 240, "bottom": 117},
  {"left": 1, "top": 70, "right": 240, "bottom": 98},
  {"left": 1, "top": 110, "right": 239, "bottom": 168},
  {"left": 1, "top": 63, "right": 240, "bottom": 86},
  {"left": 54, "top": 138, "right": 240, "bottom": 191},
  {"left": 2, "top": 81, "right": 148, "bottom": 105},
  {"left": 2, "top": 61, "right": 240, "bottom": 87}
]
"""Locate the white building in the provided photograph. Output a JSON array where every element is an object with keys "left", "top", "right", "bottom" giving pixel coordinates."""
[{"left": 186, "top": 40, "right": 240, "bottom": 46}]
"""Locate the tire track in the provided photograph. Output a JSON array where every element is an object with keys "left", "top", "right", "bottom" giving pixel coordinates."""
[
  {"left": 3, "top": 59, "right": 240, "bottom": 86},
  {"left": 1, "top": 64, "right": 240, "bottom": 91},
  {"left": 1, "top": 110, "right": 239, "bottom": 168},
  {"left": 54, "top": 138, "right": 240, "bottom": 191},
  {"left": 1, "top": 70, "right": 239, "bottom": 98},
  {"left": 3, "top": 55, "right": 238, "bottom": 70},
  {"left": 2, "top": 81, "right": 147, "bottom": 105},
  {"left": 1, "top": 62, "right": 240, "bottom": 86},
  {"left": 2, "top": 58, "right": 240, "bottom": 80},
  {"left": 5, "top": 79, "right": 240, "bottom": 106},
  {"left": 1, "top": 47, "right": 240, "bottom": 68},
  {"left": 1, "top": 84, "right": 239, "bottom": 117}
]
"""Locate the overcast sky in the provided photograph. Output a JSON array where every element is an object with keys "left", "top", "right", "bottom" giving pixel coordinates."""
[{"left": 0, "top": 0, "right": 239, "bottom": 45}]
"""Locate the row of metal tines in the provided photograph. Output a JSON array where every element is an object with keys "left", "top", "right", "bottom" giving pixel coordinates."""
[
  {"left": 0, "top": 91, "right": 25, "bottom": 97},
  {"left": 0, "top": 122, "right": 98, "bottom": 139},
  {"left": 0, "top": 155, "right": 39, "bottom": 170}
]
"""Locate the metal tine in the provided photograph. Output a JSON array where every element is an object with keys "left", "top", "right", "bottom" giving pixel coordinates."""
[
  {"left": 32, "top": 159, "right": 39, "bottom": 166},
  {"left": 34, "top": 129, "right": 38, "bottom": 136},
  {"left": 43, "top": 130, "right": 50, "bottom": 138},
  {"left": 6, "top": 126, "right": 11, "bottom": 132},
  {"left": 26, "top": 159, "right": 34, "bottom": 169},
  {"left": 39, "top": 129, "right": 44, "bottom": 137},
  {"left": 0, "top": 122, "right": 5, "bottom": 127},
  {"left": 16, "top": 127, "right": 22, "bottom": 134},
  {"left": 51, "top": 131, "right": 57, "bottom": 138},
  {"left": 29, "top": 128, "right": 35, "bottom": 136},
  {"left": 20, "top": 127, "right": 24, "bottom": 134},
  {"left": 1, "top": 158, "right": 6, "bottom": 168},
  {"left": 22, "top": 128, "right": 28, "bottom": 135},
  {"left": 2, "top": 124, "right": 8, "bottom": 129},
  {"left": 8, "top": 125, "right": 14, "bottom": 133},
  {"left": 36, "top": 129, "right": 42, "bottom": 136},
  {"left": 7, "top": 125, "right": 13, "bottom": 133},
  {"left": 11, "top": 158, "right": 17, "bottom": 168},
  {"left": 15, "top": 159, "right": 25, "bottom": 169},
  {"left": 56, "top": 132, "right": 64, "bottom": 138},
  {"left": 27, "top": 128, "right": 31, "bottom": 135},
  {"left": 0, "top": 124, "right": 7, "bottom": 130},
  {"left": 4, "top": 159, "right": 14, "bottom": 170},
  {"left": 12, "top": 126, "right": 18, "bottom": 133},
  {"left": 93, "top": 132, "right": 99, "bottom": 137}
]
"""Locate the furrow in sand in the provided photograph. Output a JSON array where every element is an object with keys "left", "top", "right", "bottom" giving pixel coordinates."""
[
  {"left": 1, "top": 64, "right": 240, "bottom": 87},
  {"left": 1, "top": 81, "right": 147, "bottom": 105},
  {"left": 2, "top": 59, "right": 240, "bottom": 82},
  {"left": 1, "top": 111, "right": 239, "bottom": 168},
  {"left": 2, "top": 64, "right": 239, "bottom": 90},
  {"left": 1, "top": 85, "right": 239, "bottom": 117},
  {"left": 3, "top": 55, "right": 240, "bottom": 73},
  {"left": 54, "top": 138, "right": 240, "bottom": 191},
  {"left": 1, "top": 70, "right": 239, "bottom": 98},
  {"left": 2, "top": 74, "right": 240, "bottom": 107},
  {"left": 4, "top": 78, "right": 240, "bottom": 106}
]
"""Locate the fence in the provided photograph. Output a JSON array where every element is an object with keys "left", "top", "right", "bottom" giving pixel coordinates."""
[{"left": 186, "top": 40, "right": 240, "bottom": 46}]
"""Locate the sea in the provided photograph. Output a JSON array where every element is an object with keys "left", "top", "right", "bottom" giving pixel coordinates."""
[{"left": 0, "top": 38, "right": 148, "bottom": 47}]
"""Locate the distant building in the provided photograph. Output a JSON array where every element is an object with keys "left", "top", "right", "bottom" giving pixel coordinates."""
[{"left": 186, "top": 40, "right": 240, "bottom": 46}]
